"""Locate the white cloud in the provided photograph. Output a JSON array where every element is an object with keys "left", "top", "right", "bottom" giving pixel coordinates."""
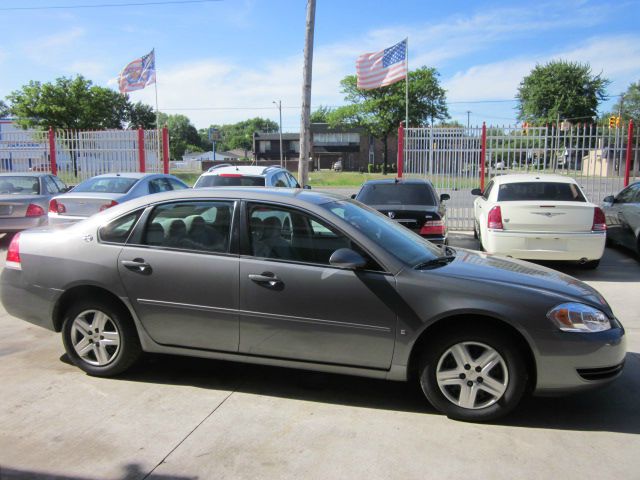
[{"left": 24, "top": 27, "right": 86, "bottom": 64}]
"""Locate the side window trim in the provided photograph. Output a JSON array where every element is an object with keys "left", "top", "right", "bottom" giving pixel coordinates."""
[{"left": 240, "top": 200, "right": 388, "bottom": 273}]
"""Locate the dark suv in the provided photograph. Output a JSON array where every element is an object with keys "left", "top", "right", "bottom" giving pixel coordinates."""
[{"left": 353, "top": 178, "right": 450, "bottom": 244}]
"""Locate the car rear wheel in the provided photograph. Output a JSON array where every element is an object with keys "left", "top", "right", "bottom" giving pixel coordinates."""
[
  {"left": 581, "top": 259, "right": 600, "bottom": 270},
  {"left": 62, "top": 298, "right": 141, "bottom": 376},
  {"left": 419, "top": 327, "right": 528, "bottom": 422}
]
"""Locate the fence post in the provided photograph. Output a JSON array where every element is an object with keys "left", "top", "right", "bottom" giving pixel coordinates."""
[
  {"left": 48, "top": 127, "right": 57, "bottom": 176},
  {"left": 397, "top": 122, "right": 404, "bottom": 178},
  {"left": 162, "top": 126, "right": 170, "bottom": 174},
  {"left": 137, "top": 127, "right": 146, "bottom": 173},
  {"left": 480, "top": 122, "right": 487, "bottom": 190},
  {"left": 624, "top": 120, "right": 634, "bottom": 187}
]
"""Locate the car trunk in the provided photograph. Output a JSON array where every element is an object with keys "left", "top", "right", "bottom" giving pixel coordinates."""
[
  {"left": 500, "top": 202, "right": 595, "bottom": 232},
  {"left": 0, "top": 195, "right": 43, "bottom": 218},
  {"left": 55, "top": 193, "right": 123, "bottom": 217}
]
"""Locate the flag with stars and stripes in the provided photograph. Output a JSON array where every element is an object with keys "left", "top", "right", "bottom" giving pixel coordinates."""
[
  {"left": 356, "top": 39, "right": 407, "bottom": 90},
  {"left": 118, "top": 49, "right": 156, "bottom": 94}
]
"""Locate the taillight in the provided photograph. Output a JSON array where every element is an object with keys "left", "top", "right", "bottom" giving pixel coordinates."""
[
  {"left": 99, "top": 200, "right": 118, "bottom": 212},
  {"left": 25, "top": 203, "right": 45, "bottom": 217},
  {"left": 488, "top": 206, "right": 503, "bottom": 230},
  {"left": 419, "top": 219, "right": 445, "bottom": 236},
  {"left": 6, "top": 233, "right": 21, "bottom": 270},
  {"left": 219, "top": 173, "right": 243, "bottom": 177},
  {"left": 592, "top": 207, "right": 607, "bottom": 231},
  {"left": 49, "top": 199, "right": 66, "bottom": 214}
]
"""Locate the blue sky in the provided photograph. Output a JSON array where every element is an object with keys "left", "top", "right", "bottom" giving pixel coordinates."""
[{"left": 0, "top": 0, "right": 639, "bottom": 130}]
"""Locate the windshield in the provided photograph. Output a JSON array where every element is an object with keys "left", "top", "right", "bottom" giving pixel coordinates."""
[
  {"left": 195, "top": 175, "right": 266, "bottom": 187},
  {"left": 497, "top": 182, "right": 586, "bottom": 202},
  {"left": 357, "top": 183, "right": 437, "bottom": 205},
  {"left": 321, "top": 200, "right": 442, "bottom": 266},
  {"left": 73, "top": 177, "right": 138, "bottom": 194},
  {"left": 0, "top": 176, "right": 40, "bottom": 195}
]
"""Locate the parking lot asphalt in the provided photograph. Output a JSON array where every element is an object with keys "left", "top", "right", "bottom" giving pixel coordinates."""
[{"left": 0, "top": 233, "right": 639, "bottom": 480}]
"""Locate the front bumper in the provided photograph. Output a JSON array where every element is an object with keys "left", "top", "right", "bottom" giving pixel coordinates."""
[
  {"left": 533, "top": 324, "right": 626, "bottom": 395},
  {"left": 484, "top": 230, "right": 605, "bottom": 261},
  {"left": 0, "top": 215, "right": 47, "bottom": 233}
]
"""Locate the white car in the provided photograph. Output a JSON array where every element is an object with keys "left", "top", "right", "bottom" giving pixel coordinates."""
[
  {"left": 472, "top": 174, "right": 606, "bottom": 268},
  {"left": 193, "top": 165, "right": 304, "bottom": 189}
]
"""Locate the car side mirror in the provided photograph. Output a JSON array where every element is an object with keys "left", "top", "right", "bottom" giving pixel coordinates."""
[
  {"left": 350, "top": 194, "right": 357, "bottom": 199},
  {"left": 329, "top": 248, "right": 367, "bottom": 269},
  {"left": 471, "top": 188, "right": 482, "bottom": 196},
  {"left": 602, "top": 195, "right": 615, "bottom": 205},
  {"left": 440, "top": 193, "right": 450, "bottom": 202},
  {"left": 303, "top": 185, "right": 312, "bottom": 190}
]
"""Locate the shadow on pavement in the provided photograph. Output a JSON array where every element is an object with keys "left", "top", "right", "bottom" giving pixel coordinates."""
[
  {"left": 105, "top": 350, "right": 640, "bottom": 435},
  {"left": 0, "top": 463, "right": 197, "bottom": 480}
]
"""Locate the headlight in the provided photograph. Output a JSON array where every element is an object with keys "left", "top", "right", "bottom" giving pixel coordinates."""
[{"left": 547, "top": 303, "right": 611, "bottom": 333}]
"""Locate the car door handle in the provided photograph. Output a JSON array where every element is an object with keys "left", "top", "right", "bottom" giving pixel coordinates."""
[
  {"left": 248, "top": 272, "right": 283, "bottom": 288},
  {"left": 121, "top": 259, "right": 152, "bottom": 275}
]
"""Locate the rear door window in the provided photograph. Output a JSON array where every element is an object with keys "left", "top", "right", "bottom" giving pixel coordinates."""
[
  {"left": 99, "top": 210, "right": 143, "bottom": 244},
  {"left": 357, "top": 184, "right": 437, "bottom": 205},
  {"left": 141, "top": 201, "right": 234, "bottom": 253},
  {"left": 497, "top": 182, "right": 586, "bottom": 202},
  {"left": 148, "top": 178, "right": 173, "bottom": 194}
]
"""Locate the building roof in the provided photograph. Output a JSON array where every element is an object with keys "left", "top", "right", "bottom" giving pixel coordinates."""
[{"left": 254, "top": 132, "right": 299, "bottom": 141}]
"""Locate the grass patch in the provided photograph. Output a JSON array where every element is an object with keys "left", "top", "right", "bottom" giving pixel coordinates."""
[
  {"left": 172, "top": 171, "right": 201, "bottom": 186},
  {"left": 308, "top": 170, "right": 395, "bottom": 187}
]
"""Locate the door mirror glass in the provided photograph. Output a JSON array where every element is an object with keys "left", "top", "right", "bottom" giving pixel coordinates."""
[
  {"left": 471, "top": 188, "right": 482, "bottom": 196},
  {"left": 350, "top": 194, "right": 357, "bottom": 199},
  {"left": 602, "top": 195, "right": 615, "bottom": 204},
  {"left": 329, "top": 248, "right": 367, "bottom": 269},
  {"left": 440, "top": 193, "right": 450, "bottom": 202}
]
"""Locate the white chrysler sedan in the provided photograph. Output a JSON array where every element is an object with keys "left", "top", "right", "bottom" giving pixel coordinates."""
[{"left": 472, "top": 174, "right": 606, "bottom": 268}]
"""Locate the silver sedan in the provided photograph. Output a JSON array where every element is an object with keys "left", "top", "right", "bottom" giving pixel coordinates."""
[{"left": 0, "top": 173, "right": 69, "bottom": 234}]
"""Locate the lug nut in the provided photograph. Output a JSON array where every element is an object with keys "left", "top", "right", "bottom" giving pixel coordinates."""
[
  {"left": 477, "top": 377, "right": 483, "bottom": 383},
  {"left": 475, "top": 366, "right": 482, "bottom": 372},
  {"left": 459, "top": 373, "right": 466, "bottom": 379},
  {"left": 464, "top": 364, "right": 471, "bottom": 370},
  {"left": 467, "top": 381, "right": 473, "bottom": 387}
]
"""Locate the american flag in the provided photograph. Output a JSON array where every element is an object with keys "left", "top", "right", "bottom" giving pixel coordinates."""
[
  {"left": 118, "top": 49, "right": 156, "bottom": 94},
  {"left": 356, "top": 39, "right": 407, "bottom": 90}
]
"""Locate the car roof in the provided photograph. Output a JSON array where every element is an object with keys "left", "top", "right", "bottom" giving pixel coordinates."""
[
  {"left": 0, "top": 172, "right": 51, "bottom": 177},
  {"left": 88, "top": 172, "right": 163, "bottom": 180},
  {"left": 491, "top": 174, "right": 578, "bottom": 185},
  {"left": 362, "top": 178, "right": 433, "bottom": 186},
  {"left": 202, "top": 165, "right": 281, "bottom": 177}
]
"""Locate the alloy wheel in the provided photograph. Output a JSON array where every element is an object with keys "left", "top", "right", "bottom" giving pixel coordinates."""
[{"left": 70, "top": 309, "right": 121, "bottom": 366}]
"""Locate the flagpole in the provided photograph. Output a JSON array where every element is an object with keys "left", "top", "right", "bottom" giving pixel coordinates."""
[
  {"left": 405, "top": 37, "right": 409, "bottom": 128},
  {"left": 153, "top": 48, "right": 161, "bottom": 165}
]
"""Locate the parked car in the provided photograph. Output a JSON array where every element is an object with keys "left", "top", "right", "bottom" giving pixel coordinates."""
[
  {"left": 353, "top": 178, "right": 450, "bottom": 244},
  {"left": 332, "top": 160, "right": 343, "bottom": 172},
  {"left": 48, "top": 173, "right": 188, "bottom": 224},
  {"left": 1, "top": 188, "right": 625, "bottom": 422},
  {"left": 472, "top": 174, "right": 606, "bottom": 268},
  {"left": 602, "top": 181, "right": 640, "bottom": 257},
  {"left": 0, "top": 173, "right": 69, "bottom": 234},
  {"left": 194, "top": 165, "right": 305, "bottom": 188}
]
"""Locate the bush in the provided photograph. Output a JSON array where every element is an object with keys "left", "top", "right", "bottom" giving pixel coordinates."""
[{"left": 367, "top": 164, "right": 375, "bottom": 173}]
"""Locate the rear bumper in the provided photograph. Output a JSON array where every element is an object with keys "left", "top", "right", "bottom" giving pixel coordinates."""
[
  {"left": 0, "top": 216, "right": 47, "bottom": 233},
  {"left": 484, "top": 230, "right": 605, "bottom": 261},
  {"left": 534, "top": 325, "right": 626, "bottom": 395},
  {"left": 0, "top": 268, "right": 59, "bottom": 331}
]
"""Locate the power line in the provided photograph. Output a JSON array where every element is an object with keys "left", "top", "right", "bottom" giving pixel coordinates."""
[{"left": 0, "top": 0, "right": 221, "bottom": 11}]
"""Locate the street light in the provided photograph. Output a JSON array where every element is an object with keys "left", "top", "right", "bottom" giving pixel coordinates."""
[{"left": 273, "top": 100, "right": 284, "bottom": 168}]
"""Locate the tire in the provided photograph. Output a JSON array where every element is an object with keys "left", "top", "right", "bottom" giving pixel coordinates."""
[
  {"left": 581, "top": 259, "right": 600, "bottom": 270},
  {"left": 418, "top": 326, "right": 528, "bottom": 422},
  {"left": 62, "top": 297, "right": 141, "bottom": 376}
]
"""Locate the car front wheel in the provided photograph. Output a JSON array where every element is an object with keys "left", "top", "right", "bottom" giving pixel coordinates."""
[
  {"left": 62, "top": 298, "right": 141, "bottom": 376},
  {"left": 419, "top": 327, "right": 528, "bottom": 422}
]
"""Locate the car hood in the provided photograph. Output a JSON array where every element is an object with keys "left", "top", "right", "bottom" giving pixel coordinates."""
[{"left": 438, "top": 249, "right": 611, "bottom": 313}]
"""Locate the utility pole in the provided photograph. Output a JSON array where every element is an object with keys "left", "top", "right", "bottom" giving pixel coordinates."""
[
  {"left": 273, "top": 100, "right": 284, "bottom": 168},
  {"left": 466, "top": 110, "right": 471, "bottom": 129},
  {"left": 298, "top": 0, "right": 316, "bottom": 187}
]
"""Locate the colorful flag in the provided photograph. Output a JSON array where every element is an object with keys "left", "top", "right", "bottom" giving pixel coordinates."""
[
  {"left": 356, "top": 39, "right": 407, "bottom": 90},
  {"left": 118, "top": 49, "right": 156, "bottom": 93}
]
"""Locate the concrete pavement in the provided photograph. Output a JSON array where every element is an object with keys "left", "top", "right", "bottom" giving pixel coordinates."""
[{"left": 0, "top": 234, "right": 639, "bottom": 480}]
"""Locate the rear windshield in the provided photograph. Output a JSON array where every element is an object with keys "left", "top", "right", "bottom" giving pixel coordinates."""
[
  {"left": 73, "top": 177, "right": 138, "bottom": 194},
  {"left": 0, "top": 176, "right": 40, "bottom": 195},
  {"left": 357, "top": 183, "right": 437, "bottom": 205},
  {"left": 497, "top": 182, "right": 586, "bottom": 202},
  {"left": 195, "top": 175, "right": 266, "bottom": 188}
]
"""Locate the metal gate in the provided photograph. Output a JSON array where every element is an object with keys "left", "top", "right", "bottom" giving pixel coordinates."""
[{"left": 402, "top": 123, "right": 639, "bottom": 230}]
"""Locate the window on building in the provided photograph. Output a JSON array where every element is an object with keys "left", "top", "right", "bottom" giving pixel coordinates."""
[{"left": 259, "top": 141, "right": 271, "bottom": 153}]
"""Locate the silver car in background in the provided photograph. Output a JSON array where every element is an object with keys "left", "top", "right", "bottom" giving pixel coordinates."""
[
  {"left": 48, "top": 172, "right": 189, "bottom": 224},
  {"left": 1, "top": 188, "right": 626, "bottom": 422},
  {"left": 0, "top": 173, "right": 69, "bottom": 234}
]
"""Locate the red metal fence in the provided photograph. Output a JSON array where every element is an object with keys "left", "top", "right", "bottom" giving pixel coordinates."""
[
  {"left": 399, "top": 121, "right": 639, "bottom": 230},
  {"left": 0, "top": 124, "right": 170, "bottom": 183}
]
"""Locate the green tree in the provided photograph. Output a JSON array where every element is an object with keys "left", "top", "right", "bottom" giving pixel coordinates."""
[
  {"left": 157, "top": 112, "right": 203, "bottom": 160},
  {"left": 127, "top": 102, "right": 156, "bottom": 129},
  {"left": 199, "top": 117, "right": 279, "bottom": 157},
  {"left": 327, "top": 67, "right": 448, "bottom": 172},
  {"left": 516, "top": 61, "right": 609, "bottom": 125},
  {"left": 6, "top": 75, "right": 147, "bottom": 130},
  {"left": 0, "top": 100, "right": 10, "bottom": 118},
  {"left": 612, "top": 81, "right": 640, "bottom": 122},
  {"left": 310, "top": 105, "right": 332, "bottom": 123}
]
